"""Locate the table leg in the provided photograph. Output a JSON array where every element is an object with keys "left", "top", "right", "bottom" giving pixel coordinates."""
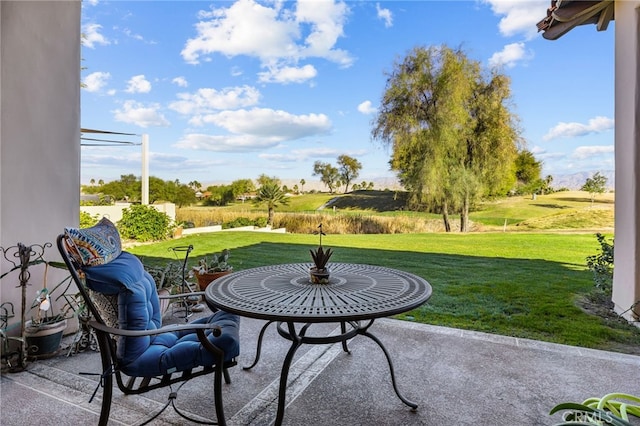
[
  {"left": 275, "top": 322, "right": 303, "bottom": 426},
  {"left": 361, "top": 329, "right": 418, "bottom": 410},
  {"left": 243, "top": 320, "right": 274, "bottom": 370},
  {"left": 340, "top": 322, "right": 351, "bottom": 354}
]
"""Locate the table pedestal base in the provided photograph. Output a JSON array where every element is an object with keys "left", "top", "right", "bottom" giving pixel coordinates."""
[{"left": 244, "top": 319, "right": 417, "bottom": 426}]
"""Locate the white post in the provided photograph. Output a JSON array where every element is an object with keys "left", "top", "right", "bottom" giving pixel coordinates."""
[
  {"left": 141, "top": 134, "right": 149, "bottom": 205},
  {"left": 611, "top": 2, "right": 640, "bottom": 321}
]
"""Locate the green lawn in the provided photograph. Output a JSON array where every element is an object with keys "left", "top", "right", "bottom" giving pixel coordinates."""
[{"left": 129, "top": 231, "right": 639, "bottom": 355}]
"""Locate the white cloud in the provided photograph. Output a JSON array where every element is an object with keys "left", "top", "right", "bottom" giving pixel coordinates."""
[
  {"left": 83, "top": 71, "right": 111, "bottom": 93},
  {"left": 357, "top": 100, "right": 376, "bottom": 115},
  {"left": 121, "top": 28, "right": 153, "bottom": 44},
  {"left": 125, "top": 75, "right": 152, "bottom": 93},
  {"left": 169, "top": 86, "right": 261, "bottom": 115},
  {"left": 174, "top": 108, "right": 332, "bottom": 153},
  {"left": 482, "top": 0, "right": 548, "bottom": 40},
  {"left": 197, "top": 108, "right": 332, "bottom": 140},
  {"left": 488, "top": 42, "right": 531, "bottom": 68},
  {"left": 258, "top": 64, "right": 317, "bottom": 84},
  {"left": 259, "top": 146, "right": 364, "bottom": 162},
  {"left": 543, "top": 116, "right": 614, "bottom": 141},
  {"left": 181, "top": 0, "right": 353, "bottom": 79},
  {"left": 82, "top": 23, "right": 110, "bottom": 49},
  {"left": 376, "top": 3, "right": 393, "bottom": 28},
  {"left": 113, "top": 100, "right": 169, "bottom": 128},
  {"left": 172, "top": 76, "right": 189, "bottom": 87},
  {"left": 572, "top": 145, "right": 615, "bottom": 160},
  {"left": 174, "top": 133, "right": 283, "bottom": 152}
]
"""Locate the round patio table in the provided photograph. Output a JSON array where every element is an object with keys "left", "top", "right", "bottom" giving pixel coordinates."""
[{"left": 205, "top": 262, "right": 432, "bottom": 426}]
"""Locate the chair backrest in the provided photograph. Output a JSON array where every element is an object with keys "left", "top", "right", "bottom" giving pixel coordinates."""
[
  {"left": 57, "top": 234, "right": 118, "bottom": 330},
  {"left": 57, "top": 218, "right": 165, "bottom": 365},
  {"left": 57, "top": 218, "right": 123, "bottom": 327}
]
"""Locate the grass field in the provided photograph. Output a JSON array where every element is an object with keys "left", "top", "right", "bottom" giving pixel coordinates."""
[{"left": 129, "top": 228, "right": 639, "bottom": 355}]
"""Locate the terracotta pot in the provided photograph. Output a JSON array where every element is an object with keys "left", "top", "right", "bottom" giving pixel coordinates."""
[{"left": 196, "top": 270, "right": 232, "bottom": 291}]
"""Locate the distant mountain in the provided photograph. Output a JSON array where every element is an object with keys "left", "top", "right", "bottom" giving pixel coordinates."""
[{"left": 551, "top": 170, "right": 615, "bottom": 191}]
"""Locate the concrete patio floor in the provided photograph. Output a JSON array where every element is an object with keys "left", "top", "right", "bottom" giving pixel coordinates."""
[{"left": 2, "top": 314, "right": 640, "bottom": 425}]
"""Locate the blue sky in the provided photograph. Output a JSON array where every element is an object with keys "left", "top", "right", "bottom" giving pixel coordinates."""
[{"left": 80, "top": 0, "right": 614, "bottom": 188}]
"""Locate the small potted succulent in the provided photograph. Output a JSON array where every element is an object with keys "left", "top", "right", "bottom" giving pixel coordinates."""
[
  {"left": 192, "top": 249, "right": 233, "bottom": 291},
  {"left": 309, "top": 223, "right": 333, "bottom": 284}
]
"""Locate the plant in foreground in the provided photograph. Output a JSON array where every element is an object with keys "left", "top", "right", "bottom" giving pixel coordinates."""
[{"left": 550, "top": 393, "right": 640, "bottom": 426}]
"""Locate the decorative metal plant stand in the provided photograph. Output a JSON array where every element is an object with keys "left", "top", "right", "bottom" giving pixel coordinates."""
[{"left": 0, "top": 242, "right": 51, "bottom": 370}]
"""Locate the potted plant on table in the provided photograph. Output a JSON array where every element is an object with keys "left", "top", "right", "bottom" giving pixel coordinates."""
[
  {"left": 309, "top": 223, "right": 333, "bottom": 284},
  {"left": 192, "top": 249, "right": 233, "bottom": 291}
]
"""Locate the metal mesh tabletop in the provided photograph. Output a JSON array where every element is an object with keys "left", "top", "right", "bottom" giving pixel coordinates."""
[{"left": 205, "top": 263, "right": 432, "bottom": 322}]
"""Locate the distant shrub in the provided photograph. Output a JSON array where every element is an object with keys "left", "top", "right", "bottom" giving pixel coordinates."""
[
  {"left": 223, "top": 217, "right": 254, "bottom": 229},
  {"left": 222, "top": 216, "right": 270, "bottom": 229},
  {"left": 118, "top": 204, "right": 171, "bottom": 241},
  {"left": 254, "top": 217, "right": 268, "bottom": 228}
]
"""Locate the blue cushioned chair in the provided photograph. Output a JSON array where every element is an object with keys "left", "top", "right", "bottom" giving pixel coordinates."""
[{"left": 56, "top": 230, "right": 240, "bottom": 426}]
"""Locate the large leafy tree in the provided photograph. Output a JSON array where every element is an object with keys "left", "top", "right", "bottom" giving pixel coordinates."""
[
  {"left": 312, "top": 161, "right": 340, "bottom": 193},
  {"left": 337, "top": 155, "right": 362, "bottom": 193},
  {"left": 253, "top": 182, "right": 289, "bottom": 225},
  {"left": 372, "top": 45, "right": 521, "bottom": 232}
]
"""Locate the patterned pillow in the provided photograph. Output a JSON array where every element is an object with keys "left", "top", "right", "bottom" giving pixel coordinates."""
[{"left": 64, "top": 217, "right": 122, "bottom": 267}]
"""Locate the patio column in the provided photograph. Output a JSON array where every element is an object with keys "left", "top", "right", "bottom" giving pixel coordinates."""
[{"left": 612, "top": 1, "right": 640, "bottom": 321}]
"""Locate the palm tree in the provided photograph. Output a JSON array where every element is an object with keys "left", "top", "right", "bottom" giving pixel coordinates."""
[
  {"left": 253, "top": 182, "right": 289, "bottom": 225},
  {"left": 300, "top": 179, "right": 306, "bottom": 193}
]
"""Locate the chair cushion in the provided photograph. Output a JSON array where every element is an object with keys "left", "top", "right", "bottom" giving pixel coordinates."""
[
  {"left": 64, "top": 218, "right": 122, "bottom": 267},
  {"left": 83, "top": 251, "right": 240, "bottom": 377}
]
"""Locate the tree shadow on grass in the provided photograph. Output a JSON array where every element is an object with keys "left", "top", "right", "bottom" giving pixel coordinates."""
[
  {"left": 531, "top": 203, "right": 571, "bottom": 209},
  {"left": 555, "top": 196, "right": 614, "bottom": 205}
]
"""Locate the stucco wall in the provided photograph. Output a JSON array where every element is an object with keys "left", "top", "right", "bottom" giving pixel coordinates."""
[{"left": 1, "top": 1, "right": 81, "bottom": 332}]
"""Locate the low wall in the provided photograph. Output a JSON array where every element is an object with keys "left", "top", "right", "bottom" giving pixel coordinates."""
[{"left": 81, "top": 202, "right": 176, "bottom": 224}]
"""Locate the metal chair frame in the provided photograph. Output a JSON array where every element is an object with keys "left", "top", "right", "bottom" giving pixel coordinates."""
[{"left": 56, "top": 235, "right": 237, "bottom": 426}]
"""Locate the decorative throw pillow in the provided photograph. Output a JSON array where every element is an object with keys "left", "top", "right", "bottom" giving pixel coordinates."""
[{"left": 64, "top": 217, "right": 122, "bottom": 267}]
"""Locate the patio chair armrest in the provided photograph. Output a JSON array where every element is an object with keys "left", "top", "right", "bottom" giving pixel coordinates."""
[{"left": 88, "top": 320, "right": 222, "bottom": 337}]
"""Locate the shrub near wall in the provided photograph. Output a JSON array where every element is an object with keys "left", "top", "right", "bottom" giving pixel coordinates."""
[{"left": 118, "top": 204, "right": 172, "bottom": 241}]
